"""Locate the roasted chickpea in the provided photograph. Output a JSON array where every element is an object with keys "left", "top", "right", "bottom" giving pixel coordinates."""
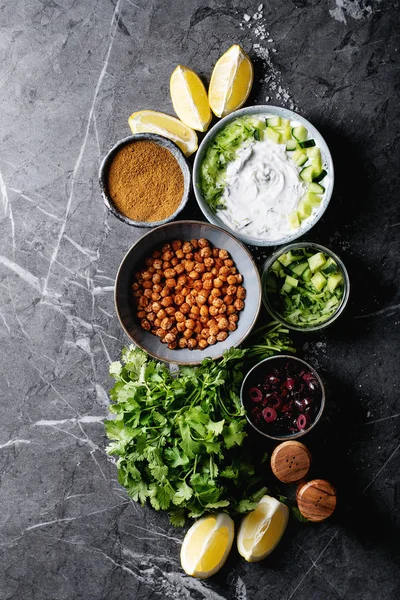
[
  {"left": 229, "top": 314, "right": 239, "bottom": 323},
  {"left": 234, "top": 298, "right": 244, "bottom": 311},
  {"left": 155, "top": 327, "right": 165, "bottom": 338},
  {"left": 217, "top": 331, "right": 228, "bottom": 342},
  {"left": 144, "top": 281, "right": 153, "bottom": 289},
  {"left": 198, "top": 238, "right": 209, "bottom": 249},
  {"left": 227, "top": 275, "right": 237, "bottom": 285},
  {"left": 180, "top": 303, "right": 190, "bottom": 315},
  {"left": 161, "top": 317, "right": 173, "bottom": 330},
  {"left": 144, "top": 304, "right": 153, "bottom": 313},
  {"left": 148, "top": 311, "right": 158, "bottom": 323},
  {"left": 219, "top": 266, "right": 230, "bottom": 276},
  {"left": 172, "top": 294, "right": 183, "bottom": 306},
  {"left": 207, "top": 335, "right": 217, "bottom": 345},
  {"left": 223, "top": 294, "right": 233, "bottom": 305},
  {"left": 153, "top": 259, "right": 163, "bottom": 270},
  {"left": 236, "top": 273, "right": 243, "bottom": 283},
  {"left": 183, "top": 328, "right": 193, "bottom": 339},
  {"left": 171, "top": 240, "right": 182, "bottom": 251},
  {"left": 152, "top": 281, "right": 162, "bottom": 292},
  {"left": 154, "top": 318, "right": 161, "bottom": 327},
  {"left": 194, "top": 322, "right": 202, "bottom": 334},
  {"left": 203, "top": 257, "right": 214, "bottom": 268},
  {"left": 190, "top": 239, "right": 199, "bottom": 250},
  {"left": 159, "top": 287, "right": 169, "bottom": 298},
  {"left": 200, "top": 305, "right": 209, "bottom": 317},
  {"left": 175, "top": 263, "right": 185, "bottom": 275},
  {"left": 201, "top": 328, "right": 210, "bottom": 339},
  {"left": 161, "top": 243, "right": 171, "bottom": 253},
  {"left": 198, "top": 338, "right": 209, "bottom": 349},
  {"left": 157, "top": 308, "right": 167, "bottom": 320},
  {"left": 237, "top": 286, "right": 246, "bottom": 299},
  {"left": 199, "top": 315, "right": 208, "bottom": 324},
  {"left": 137, "top": 310, "right": 146, "bottom": 319},
  {"left": 165, "top": 306, "right": 175, "bottom": 316},
  {"left": 194, "top": 252, "right": 203, "bottom": 263},
  {"left": 177, "top": 321, "right": 186, "bottom": 332},
  {"left": 161, "top": 296, "right": 173, "bottom": 307},
  {"left": 214, "top": 258, "right": 224, "bottom": 269},
  {"left": 142, "top": 288, "right": 151, "bottom": 299},
  {"left": 182, "top": 242, "right": 193, "bottom": 254},
  {"left": 230, "top": 267, "right": 237, "bottom": 274},
  {"left": 188, "top": 270, "right": 200, "bottom": 280},
  {"left": 132, "top": 282, "right": 140, "bottom": 291},
  {"left": 210, "top": 288, "right": 221, "bottom": 298},
  {"left": 212, "top": 297, "right": 223, "bottom": 309},
  {"left": 211, "top": 267, "right": 218, "bottom": 276},
  {"left": 178, "top": 338, "right": 188, "bottom": 348},
  {"left": 226, "top": 285, "right": 236, "bottom": 296},
  {"left": 218, "top": 304, "right": 227, "bottom": 314},
  {"left": 165, "top": 278, "right": 176, "bottom": 288},
  {"left": 170, "top": 257, "right": 178, "bottom": 267},
  {"left": 216, "top": 316, "right": 229, "bottom": 330},
  {"left": 200, "top": 246, "right": 212, "bottom": 259},
  {"left": 196, "top": 294, "right": 207, "bottom": 305},
  {"left": 175, "top": 249, "right": 184, "bottom": 259},
  {"left": 141, "top": 319, "right": 151, "bottom": 331},
  {"left": 181, "top": 287, "right": 190, "bottom": 297},
  {"left": 203, "top": 279, "right": 213, "bottom": 290},
  {"left": 224, "top": 258, "right": 234, "bottom": 267},
  {"left": 162, "top": 261, "right": 172, "bottom": 270},
  {"left": 185, "top": 253, "right": 194, "bottom": 260},
  {"left": 228, "top": 322, "right": 237, "bottom": 332},
  {"left": 209, "top": 324, "right": 219, "bottom": 336},
  {"left": 168, "top": 340, "right": 178, "bottom": 350},
  {"left": 226, "top": 305, "right": 236, "bottom": 315},
  {"left": 152, "top": 250, "right": 162, "bottom": 259},
  {"left": 187, "top": 338, "right": 198, "bottom": 350},
  {"left": 209, "top": 305, "right": 219, "bottom": 317},
  {"left": 148, "top": 266, "right": 156, "bottom": 274},
  {"left": 193, "top": 280, "right": 203, "bottom": 292},
  {"left": 185, "top": 260, "right": 195, "bottom": 272},
  {"left": 151, "top": 292, "right": 161, "bottom": 302},
  {"left": 212, "top": 248, "right": 219, "bottom": 257},
  {"left": 174, "top": 311, "right": 185, "bottom": 322},
  {"left": 190, "top": 305, "right": 200, "bottom": 317},
  {"left": 164, "top": 332, "right": 176, "bottom": 344},
  {"left": 164, "top": 268, "right": 176, "bottom": 279},
  {"left": 138, "top": 296, "right": 149, "bottom": 307},
  {"left": 194, "top": 263, "right": 205, "bottom": 274},
  {"left": 185, "top": 318, "right": 195, "bottom": 330}
]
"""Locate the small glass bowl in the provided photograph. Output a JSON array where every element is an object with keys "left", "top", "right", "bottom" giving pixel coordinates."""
[
  {"left": 261, "top": 241, "right": 350, "bottom": 332},
  {"left": 240, "top": 355, "right": 325, "bottom": 441}
]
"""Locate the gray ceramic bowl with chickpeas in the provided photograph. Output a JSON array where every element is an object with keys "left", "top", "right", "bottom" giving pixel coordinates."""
[{"left": 114, "top": 220, "right": 262, "bottom": 365}]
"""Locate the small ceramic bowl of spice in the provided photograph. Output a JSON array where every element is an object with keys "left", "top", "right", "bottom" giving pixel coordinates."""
[
  {"left": 99, "top": 133, "right": 190, "bottom": 227},
  {"left": 240, "top": 355, "right": 325, "bottom": 440}
]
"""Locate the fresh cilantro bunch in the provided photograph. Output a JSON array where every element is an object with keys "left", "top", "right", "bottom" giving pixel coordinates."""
[{"left": 105, "top": 346, "right": 269, "bottom": 526}]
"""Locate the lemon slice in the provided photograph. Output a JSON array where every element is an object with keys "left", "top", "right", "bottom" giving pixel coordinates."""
[
  {"left": 180, "top": 513, "right": 234, "bottom": 578},
  {"left": 170, "top": 65, "right": 212, "bottom": 132},
  {"left": 128, "top": 110, "right": 198, "bottom": 157},
  {"left": 208, "top": 44, "right": 254, "bottom": 118},
  {"left": 237, "top": 495, "right": 289, "bottom": 562}
]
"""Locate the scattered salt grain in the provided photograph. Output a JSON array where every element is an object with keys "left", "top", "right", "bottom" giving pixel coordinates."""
[{"left": 243, "top": 13, "right": 251, "bottom": 21}]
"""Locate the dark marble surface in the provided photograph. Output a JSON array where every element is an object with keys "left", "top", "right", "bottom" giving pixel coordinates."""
[{"left": 0, "top": 1, "right": 399, "bottom": 598}]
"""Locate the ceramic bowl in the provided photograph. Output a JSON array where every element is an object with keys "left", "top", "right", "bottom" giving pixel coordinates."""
[
  {"left": 261, "top": 241, "right": 350, "bottom": 332},
  {"left": 99, "top": 133, "right": 191, "bottom": 227},
  {"left": 240, "top": 355, "right": 326, "bottom": 441},
  {"left": 114, "top": 220, "right": 262, "bottom": 365},
  {"left": 193, "top": 105, "right": 334, "bottom": 246}
]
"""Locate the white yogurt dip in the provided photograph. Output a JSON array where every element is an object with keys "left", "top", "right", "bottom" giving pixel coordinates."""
[{"left": 217, "top": 138, "right": 307, "bottom": 241}]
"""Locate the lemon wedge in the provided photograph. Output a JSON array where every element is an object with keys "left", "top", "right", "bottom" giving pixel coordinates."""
[
  {"left": 180, "top": 513, "right": 234, "bottom": 578},
  {"left": 208, "top": 44, "right": 254, "bottom": 118},
  {"left": 237, "top": 495, "right": 289, "bottom": 562},
  {"left": 170, "top": 65, "right": 212, "bottom": 132},
  {"left": 128, "top": 109, "right": 198, "bottom": 157}
]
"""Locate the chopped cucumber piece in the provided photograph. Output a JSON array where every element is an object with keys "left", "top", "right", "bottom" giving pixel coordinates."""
[
  {"left": 327, "top": 272, "right": 343, "bottom": 291},
  {"left": 287, "top": 211, "right": 300, "bottom": 229},
  {"left": 308, "top": 252, "right": 327, "bottom": 272},
  {"left": 293, "top": 149, "right": 308, "bottom": 167},
  {"left": 303, "top": 192, "right": 322, "bottom": 207},
  {"left": 321, "top": 257, "right": 337, "bottom": 273},
  {"left": 251, "top": 119, "right": 266, "bottom": 130},
  {"left": 286, "top": 139, "right": 298, "bottom": 151},
  {"left": 291, "top": 262, "right": 308, "bottom": 276},
  {"left": 285, "top": 275, "right": 299, "bottom": 287},
  {"left": 302, "top": 267, "right": 312, "bottom": 281},
  {"left": 299, "top": 165, "right": 314, "bottom": 183},
  {"left": 280, "top": 118, "right": 290, "bottom": 128},
  {"left": 253, "top": 129, "right": 261, "bottom": 140},
  {"left": 266, "top": 116, "right": 281, "bottom": 127},
  {"left": 271, "top": 260, "right": 281, "bottom": 272},
  {"left": 306, "top": 147, "right": 321, "bottom": 159},
  {"left": 265, "top": 127, "right": 282, "bottom": 144},
  {"left": 278, "top": 123, "right": 292, "bottom": 142},
  {"left": 298, "top": 199, "right": 312, "bottom": 220},
  {"left": 299, "top": 139, "right": 316, "bottom": 149},
  {"left": 308, "top": 182, "right": 325, "bottom": 194},
  {"left": 278, "top": 251, "right": 295, "bottom": 267},
  {"left": 311, "top": 156, "right": 323, "bottom": 178},
  {"left": 281, "top": 282, "right": 293, "bottom": 294},
  {"left": 313, "top": 169, "right": 327, "bottom": 183},
  {"left": 292, "top": 125, "right": 308, "bottom": 142},
  {"left": 311, "top": 271, "right": 327, "bottom": 291}
]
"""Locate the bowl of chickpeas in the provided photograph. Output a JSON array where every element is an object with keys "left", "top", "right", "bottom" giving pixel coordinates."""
[{"left": 114, "top": 220, "right": 262, "bottom": 365}]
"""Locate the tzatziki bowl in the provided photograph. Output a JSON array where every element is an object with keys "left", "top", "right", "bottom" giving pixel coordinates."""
[{"left": 193, "top": 106, "right": 334, "bottom": 247}]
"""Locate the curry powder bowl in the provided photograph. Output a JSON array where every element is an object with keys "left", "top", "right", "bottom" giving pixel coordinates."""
[
  {"left": 99, "top": 133, "right": 191, "bottom": 227},
  {"left": 114, "top": 220, "right": 262, "bottom": 365}
]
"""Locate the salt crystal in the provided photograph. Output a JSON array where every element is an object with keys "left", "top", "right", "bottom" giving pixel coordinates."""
[
  {"left": 243, "top": 13, "right": 250, "bottom": 21},
  {"left": 265, "top": 96, "right": 270, "bottom": 102},
  {"left": 268, "top": 38, "right": 273, "bottom": 42},
  {"left": 258, "top": 3, "right": 263, "bottom": 10}
]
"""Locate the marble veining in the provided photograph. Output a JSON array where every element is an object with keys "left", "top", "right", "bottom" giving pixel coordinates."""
[{"left": 0, "top": 0, "right": 399, "bottom": 599}]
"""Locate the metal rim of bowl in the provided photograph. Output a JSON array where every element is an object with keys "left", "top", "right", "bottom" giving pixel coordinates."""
[
  {"left": 99, "top": 133, "right": 191, "bottom": 228},
  {"left": 193, "top": 104, "right": 335, "bottom": 247},
  {"left": 114, "top": 219, "right": 262, "bottom": 365},
  {"left": 261, "top": 241, "right": 351, "bottom": 332},
  {"left": 240, "top": 354, "right": 326, "bottom": 441}
]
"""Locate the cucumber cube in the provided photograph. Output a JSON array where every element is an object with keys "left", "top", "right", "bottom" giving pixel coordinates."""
[
  {"left": 265, "top": 127, "right": 282, "bottom": 144},
  {"left": 327, "top": 272, "right": 343, "bottom": 292},
  {"left": 279, "top": 123, "right": 292, "bottom": 142},
  {"left": 321, "top": 257, "right": 337, "bottom": 272},
  {"left": 285, "top": 275, "right": 299, "bottom": 287},
  {"left": 302, "top": 267, "right": 312, "bottom": 281},
  {"left": 306, "top": 147, "right": 321, "bottom": 160},
  {"left": 280, "top": 118, "right": 290, "bottom": 127},
  {"left": 311, "top": 271, "right": 327, "bottom": 291},
  {"left": 271, "top": 260, "right": 281, "bottom": 272},
  {"left": 291, "top": 261, "right": 308, "bottom": 276},
  {"left": 308, "top": 252, "right": 327, "bottom": 272},
  {"left": 304, "top": 192, "right": 322, "bottom": 207},
  {"left": 281, "top": 282, "right": 293, "bottom": 294},
  {"left": 299, "top": 165, "right": 314, "bottom": 182},
  {"left": 313, "top": 169, "right": 327, "bottom": 183},
  {"left": 287, "top": 211, "right": 300, "bottom": 229},
  {"left": 299, "top": 139, "right": 316, "bottom": 149},
  {"left": 312, "top": 156, "right": 323, "bottom": 178},
  {"left": 252, "top": 119, "right": 266, "bottom": 130},
  {"left": 298, "top": 199, "right": 312, "bottom": 220},
  {"left": 293, "top": 149, "right": 308, "bottom": 166},
  {"left": 308, "top": 182, "right": 325, "bottom": 194},
  {"left": 266, "top": 116, "right": 281, "bottom": 127},
  {"left": 278, "top": 251, "right": 295, "bottom": 266},
  {"left": 292, "top": 125, "right": 308, "bottom": 142},
  {"left": 286, "top": 139, "right": 298, "bottom": 151}
]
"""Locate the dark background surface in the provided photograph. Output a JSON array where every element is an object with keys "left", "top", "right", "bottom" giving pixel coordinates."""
[{"left": 0, "top": 1, "right": 399, "bottom": 598}]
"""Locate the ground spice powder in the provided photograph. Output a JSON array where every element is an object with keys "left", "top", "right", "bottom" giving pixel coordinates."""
[{"left": 107, "top": 140, "right": 184, "bottom": 222}]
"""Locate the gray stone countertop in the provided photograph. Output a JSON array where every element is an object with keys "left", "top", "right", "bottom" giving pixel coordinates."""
[{"left": 0, "top": 1, "right": 399, "bottom": 599}]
